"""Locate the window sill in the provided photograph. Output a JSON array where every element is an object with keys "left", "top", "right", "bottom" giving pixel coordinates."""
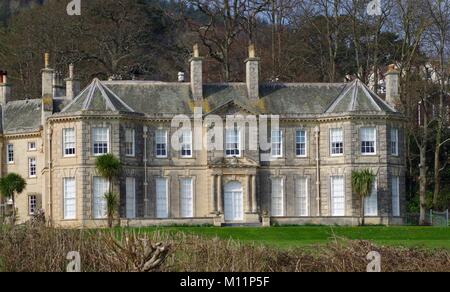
[
  {"left": 63, "top": 155, "right": 76, "bottom": 158},
  {"left": 361, "top": 153, "right": 377, "bottom": 156}
]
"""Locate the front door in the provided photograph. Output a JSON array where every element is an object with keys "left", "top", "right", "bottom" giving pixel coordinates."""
[{"left": 224, "top": 181, "right": 244, "bottom": 221}]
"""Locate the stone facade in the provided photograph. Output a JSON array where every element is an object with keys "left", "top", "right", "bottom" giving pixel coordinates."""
[{"left": 0, "top": 49, "right": 407, "bottom": 227}]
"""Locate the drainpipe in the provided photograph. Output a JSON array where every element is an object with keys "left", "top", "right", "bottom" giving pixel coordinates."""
[
  {"left": 143, "top": 126, "right": 148, "bottom": 218},
  {"left": 314, "top": 126, "right": 321, "bottom": 217},
  {"left": 47, "top": 125, "right": 53, "bottom": 226}
]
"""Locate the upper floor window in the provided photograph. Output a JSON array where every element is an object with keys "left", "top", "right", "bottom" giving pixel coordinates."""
[
  {"left": 391, "top": 128, "right": 399, "bottom": 156},
  {"left": 7, "top": 144, "right": 14, "bottom": 164},
  {"left": 180, "top": 129, "right": 192, "bottom": 158},
  {"left": 225, "top": 127, "right": 240, "bottom": 157},
  {"left": 271, "top": 130, "right": 283, "bottom": 158},
  {"left": 296, "top": 130, "right": 307, "bottom": 157},
  {"left": 361, "top": 127, "right": 377, "bottom": 155},
  {"left": 63, "top": 128, "right": 76, "bottom": 157},
  {"left": 125, "top": 128, "right": 135, "bottom": 157},
  {"left": 28, "top": 157, "right": 37, "bottom": 178},
  {"left": 330, "top": 128, "right": 343, "bottom": 156},
  {"left": 92, "top": 127, "right": 109, "bottom": 156},
  {"left": 156, "top": 130, "right": 168, "bottom": 158},
  {"left": 28, "top": 142, "right": 37, "bottom": 151}
]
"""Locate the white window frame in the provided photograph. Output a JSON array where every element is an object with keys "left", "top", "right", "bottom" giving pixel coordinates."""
[
  {"left": 28, "top": 157, "right": 37, "bottom": 178},
  {"left": 271, "top": 177, "right": 284, "bottom": 217},
  {"left": 225, "top": 127, "right": 241, "bottom": 157},
  {"left": 180, "top": 178, "right": 194, "bottom": 218},
  {"left": 155, "top": 129, "right": 168, "bottom": 158},
  {"left": 93, "top": 176, "right": 109, "bottom": 219},
  {"left": 360, "top": 127, "right": 377, "bottom": 155},
  {"left": 28, "top": 195, "right": 37, "bottom": 215},
  {"left": 295, "top": 177, "right": 309, "bottom": 217},
  {"left": 295, "top": 130, "right": 307, "bottom": 158},
  {"left": 7, "top": 144, "right": 14, "bottom": 164},
  {"left": 92, "top": 127, "right": 110, "bottom": 156},
  {"left": 126, "top": 177, "right": 136, "bottom": 219},
  {"left": 331, "top": 176, "right": 345, "bottom": 217},
  {"left": 125, "top": 128, "right": 135, "bottom": 157},
  {"left": 392, "top": 176, "right": 400, "bottom": 217},
  {"left": 63, "top": 177, "right": 76, "bottom": 220},
  {"left": 63, "top": 128, "right": 76, "bottom": 157},
  {"left": 156, "top": 178, "right": 169, "bottom": 219},
  {"left": 28, "top": 142, "right": 37, "bottom": 152},
  {"left": 180, "top": 129, "right": 193, "bottom": 158},
  {"left": 330, "top": 128, "right": 344, "bottom": 156},
  {"left": 271, "top": 130, "right": 283, "bottom": 158},
  {"left": 391, "top": 128, "right": 399, "bottom": 156},
  {"left": 364, "top": 180, "right": 378, "bottom": 216}
]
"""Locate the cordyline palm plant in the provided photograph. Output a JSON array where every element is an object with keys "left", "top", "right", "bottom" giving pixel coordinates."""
[
  {"left": 352, "top": 169, "right": 375, "bottom": 226},
  {"left": 96, "top": 154, "right": 121, "bottom": 228},
  {"left": 0, "top": 173, "right": 27, "bottom": 225}
]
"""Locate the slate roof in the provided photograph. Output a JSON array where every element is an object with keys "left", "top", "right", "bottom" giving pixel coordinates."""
[
  {"left": 61, "top": 78, "right": 136, "bottom": 114},
  {"left": 61, "top": 78, "right": 397, "bottom": 117},
  {"left": 2, "top": 99, "right": 42, "bottom": 134}
]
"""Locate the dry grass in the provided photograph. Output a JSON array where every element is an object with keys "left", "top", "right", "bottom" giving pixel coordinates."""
[{"left": 0, "top": 225, "right": 448, "bottom": 272}]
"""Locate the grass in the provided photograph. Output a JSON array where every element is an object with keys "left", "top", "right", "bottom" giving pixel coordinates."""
[{"left": 130, "top": 226, "right": 450, "bottom": 250}]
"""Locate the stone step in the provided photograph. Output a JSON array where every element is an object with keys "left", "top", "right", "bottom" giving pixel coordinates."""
[{"left": 221, "top": 223, "right": 262, "bottom": 227}]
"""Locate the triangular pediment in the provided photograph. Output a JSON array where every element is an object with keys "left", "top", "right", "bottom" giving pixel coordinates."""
[{"left": 205, "top": 99, "right": 259, "bottom": 117}]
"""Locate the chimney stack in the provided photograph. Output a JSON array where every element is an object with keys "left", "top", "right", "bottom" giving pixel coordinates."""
[
  {"left": 42, "top": 53, "right": 54, "bottom": 124},
  {"left": 245, "top": 44, "right": 260, "bottom": 100},
  {"left": 190, "top": 44, "right": 203, "bottom": 101},
  {"left": 0, "top": 71, "right": 11, "bottom": 105},
  {"left": 65, "top": 64, "right": 80, "bottom": 99},
  {"left": 385, "top": 64, "right": 401, "bottom": 110}
]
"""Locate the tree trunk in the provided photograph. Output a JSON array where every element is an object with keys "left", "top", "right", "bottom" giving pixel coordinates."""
[
  {"left": 12, "top": 194, "right": 16, "bottom": 225},
  {"left": 419, "top": 145, "right": 427, "bottom": 225},
  {"left": 360, "top": 197, "right": 365, "bottom": 226}
]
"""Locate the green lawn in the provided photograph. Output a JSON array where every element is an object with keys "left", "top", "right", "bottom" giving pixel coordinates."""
[{"left": 133, "top": 226, "right": 450, "bottom": 250}]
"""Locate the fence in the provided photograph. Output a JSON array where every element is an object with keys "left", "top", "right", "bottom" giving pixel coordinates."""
[{"left": 405, "top": 210, "right": 449, "bottom": 226}]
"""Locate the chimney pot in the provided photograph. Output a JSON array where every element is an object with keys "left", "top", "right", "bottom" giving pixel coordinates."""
[
  {"left": 178, "top": 72, "right": 185, "bottom": 82},
  {"left": 44, "top": 53, "right": 50, "bottom": 68}
]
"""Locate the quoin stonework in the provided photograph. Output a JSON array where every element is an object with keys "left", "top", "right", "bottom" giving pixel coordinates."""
[{"left": 0, "top": 46, "right": 406, "bottom": 227}]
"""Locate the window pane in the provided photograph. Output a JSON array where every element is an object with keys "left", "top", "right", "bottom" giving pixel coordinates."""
[
  {"left": 63, "top": 128, "right": 76, "bottom": 156},
  {"left": 64, "top": 178, "right": 76, "bottom": 219},
  {"left": 125, "top": 129, "right": 135, "bottom": 156},
  {"left": 29, "top": 195, "right": 37, "bottom": 215},
  {"left": 180, "top": 178, "right": 194, "bottom": 218},
  {"left": 331, "top": 176, "right": 345, "bottom": 216},
  {"left": 330, "top": 129, "right": 344, "bottom": 155},
  {"left": 225, "top": 128, "right": 240, "bottom": 157},
  {"left": 93, "top": 128, "right": 109, "bottom": 155},
  {"left": 364, "top": 180, "right": 378, "bottom": 216},
  {"left": 7, "top": 144, "right": 14, "bottom": 163},
  {"left": 361, "top": 128, "right": 376, "bottom": 154},
  {"left": 271, "top": 178, "right": 284, "bottom": 216},
  {"left": 295, "top": 178, "right": 309, "bottom": 216},
  {"left": 29, "top": 158, "right": 37, "bottom": 177},
  {"left": 296, "top": 130, "right": 307, "bottom": 156},
  {"left": 391, "top": 128, "right": 398, "bottom": 156},
  {"left": 93, "top": 177, "right": 108, "bottom": 219},
  {"left": 392, "top": 177, "right": 400, "bottom": 217},
  {"left": 271, "top": 130, "right": 283, "bottom": 157},
  {"left": 126, "top": 177, "right": 136, "bottom": 219},
  {"left": 156, "top": 130, "right": 168, "bottom": 157},
  {"left": 156, "top": 178, "right": 168, "bottom": 219},
  {"left": 180, "top": 130, "right": 192, "bottom": 157}
]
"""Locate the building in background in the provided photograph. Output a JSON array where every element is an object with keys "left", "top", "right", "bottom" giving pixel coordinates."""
[{"left": 0, "top": 47, "right": 406, "bottom": 227}]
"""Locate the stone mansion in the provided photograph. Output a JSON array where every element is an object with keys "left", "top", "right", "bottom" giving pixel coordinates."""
[{"left": 0, "top": 46, "right": 406, "bottom": 227}]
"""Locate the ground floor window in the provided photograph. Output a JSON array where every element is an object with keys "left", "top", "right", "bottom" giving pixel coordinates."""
[
  {"left": 392, "top": 176, "right": 400, "bottom": 217},
  {"left": 180, "top": 178, "right": 194, "bottom": 218},
  {"left": 63, "top": 178, "right": 76, "bottom": 220},
  {"left": 28, "top": 195, "right": 37, "bottom": 215},
  {"left": 271, "top": 178, "right": 284, "bottom": 216},
  {"left": 93, "top": 177, "right": 109, "bottom": 219},
  {"left": 331, "top": 176, "right": 345, "bottom": 216},
  {"left": 295, "top": 177, "right": 309, "bottom": 217},
  {"left": 126, "top": 177, "right": 136, "bottom": 219},
  {"left": 364, "top": 180, "right": 378, "bottom": 216},
  {"left": 156, "top": 178, "right": 169, "bottom": 219}
]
